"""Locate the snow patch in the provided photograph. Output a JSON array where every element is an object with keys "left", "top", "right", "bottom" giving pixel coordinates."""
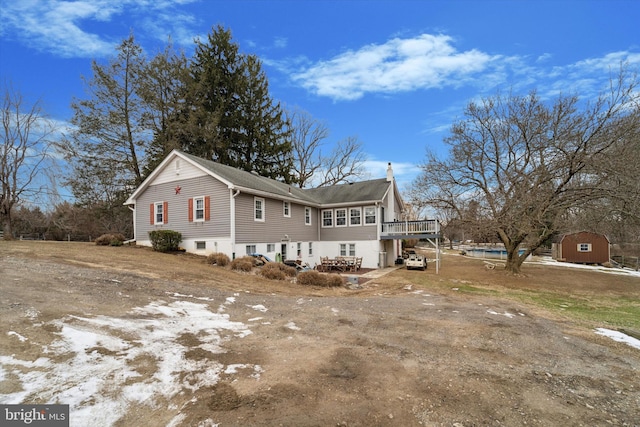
[
  {"left": 249, "top": 304, "right": 268, "bottom": 313},
  {"left": 487, "top": 309, "right": 515, "bottom": 318},
  {"left": 285, "top": 322, "right": 301, "bottom": 331},
  {"left": 0, "top": 299, "right": 255, "bottom": 426},
  {"left": 595, "top": 328, "right": 640, "bottom": 350},
  {"left": 7, "top": 331, "right": 28, "bottom": 342},
  {"left": 166, "top": 291, "right": 214, "bottom": 301}
]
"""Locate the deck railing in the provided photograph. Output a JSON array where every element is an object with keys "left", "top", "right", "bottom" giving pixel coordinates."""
[{"left": 380, "top": 220, "right": 440, "bottom": 237}]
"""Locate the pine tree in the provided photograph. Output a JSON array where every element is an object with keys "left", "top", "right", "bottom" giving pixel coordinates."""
[
  {"left": 171, "top": 25, "right": 293, "bottom": 181},
  {"left": 234, "top": 55, "right": 294, "bottom": 182}
]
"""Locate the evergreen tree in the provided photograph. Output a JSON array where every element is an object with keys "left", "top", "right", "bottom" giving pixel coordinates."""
[
  {"left": 171, "top": 25, "right": 293, "bottom": 181},
  {"left": 235, "top": 55, "right": 294, "bottom": 182}
]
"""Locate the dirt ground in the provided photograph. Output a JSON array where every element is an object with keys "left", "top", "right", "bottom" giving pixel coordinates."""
[{"left": 1, "top": 241, "right": 639, "bottom": 427}]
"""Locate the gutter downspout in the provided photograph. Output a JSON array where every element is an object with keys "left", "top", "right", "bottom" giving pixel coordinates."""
[
  {"left": 128, "top": 205, "right": 136, "bottom": 242},
  {"left": 231, "top": 189, "right": 240, "bottom": 259}
]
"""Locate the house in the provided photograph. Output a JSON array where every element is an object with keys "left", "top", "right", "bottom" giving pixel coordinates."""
[
  {"left": 552, "top": 231, "right": 611, "bottom": 265},
  {"left": 124, "top": 150, "right": 415, "bottom": 269}
]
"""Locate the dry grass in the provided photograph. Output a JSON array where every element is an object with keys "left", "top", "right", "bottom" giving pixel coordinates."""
[{"left": 1, "top": 241, "right": 638, "bottom": 330}]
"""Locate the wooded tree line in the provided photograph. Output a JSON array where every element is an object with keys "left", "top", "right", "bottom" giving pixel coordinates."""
[{"left": 2, "top": 26, "right": 366, "bottom": 240}]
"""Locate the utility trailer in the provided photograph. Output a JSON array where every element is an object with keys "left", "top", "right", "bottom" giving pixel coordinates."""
[{"left": 405, "top": 253, "right": 427, "bottom": 270}]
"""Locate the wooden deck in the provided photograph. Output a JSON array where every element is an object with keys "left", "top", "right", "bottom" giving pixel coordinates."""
[{"left": 380, "top": 220, "right": 440, "bottom": 239}]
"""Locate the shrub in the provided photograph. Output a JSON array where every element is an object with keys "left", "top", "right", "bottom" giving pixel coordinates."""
[
  {"left": 297, "top": 270, "right": 323, "bottom": 286},
  {"left": 297, "top": 270, "right": 344, "bottom": 287},
  {"left": 207, "top": 252, "right": 230, "bottom": 267},
  {"left": 95, "top": 233, "right": 126, "bottom": 246},
  {"left": 260, "top": 267, "right": 286, "bottom": 280},
  {"left": 325, "top": 274, "right": 345, "bottom": 287},
  {"left": 260, "top": 263, "right": 297, "bottom": 280},
  {"left": 230, "top": 256, "right": 254, "bottom": 272},
  {"left": 148, "top": 230, "right": 182, "bottom": 252}
]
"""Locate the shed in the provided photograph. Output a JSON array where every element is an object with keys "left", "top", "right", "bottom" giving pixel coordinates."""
[{"left": 552, "top": 231, "right": 610, "bottom": 264}]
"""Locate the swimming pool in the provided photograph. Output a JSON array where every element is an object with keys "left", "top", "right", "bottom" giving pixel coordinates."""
[{"left": 464, "top": 247, "right": 530, "bottom": 260}]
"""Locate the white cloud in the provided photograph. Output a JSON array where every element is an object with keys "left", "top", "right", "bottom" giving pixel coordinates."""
[
  {"left": 0, "top": 0, "right": 201, "bottom": 58},
  {"left": 273, "top": 36, "right": 288, "bottom": 49},
  {"left": 535, "top": 51, "right": 640, "bottom": 100},
  {"left": 291, "top": 34, "right": 498, "bottom": 101}
]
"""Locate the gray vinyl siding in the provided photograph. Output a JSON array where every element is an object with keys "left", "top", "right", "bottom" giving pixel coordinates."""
[
  {"left": 319, "top": 205, "right": 379, "bottom": 241},
  {"left": 235, "top": 193, "right": 318, "bottom": 244},
  {"left": 136, "top": 175, "right": 231, "bottom": 240}
]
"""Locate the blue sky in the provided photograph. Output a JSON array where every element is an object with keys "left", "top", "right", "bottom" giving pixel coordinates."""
[{"left": 1, "top": 0, "right": 639, "bottom": 193}]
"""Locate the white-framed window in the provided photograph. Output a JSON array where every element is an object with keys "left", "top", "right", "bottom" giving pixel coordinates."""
[
  {"left": 308, "top": 242, "right": 313, "bottom": 256},
  {"left": 195, "top": 241, "right": 206, "bottom": 250},
  {"left": 267, "top": 243, "right": 275, "bottom": 252},
  {"left": 339, "top": 243, "right": 356, "bottom": 256},
  {"left": 305, "top": 207, "right": 311, "bottom": 225},
  {"left": 194, "top": 196, "right": 205, "bottom": 221},
  {"left": 297, "top": 242, "right": 302, "bottom": 257},
  {"left": 322, "top": 209, "right": 333, "bottom": 227},
  {"left": 339, "top": 243, "right": 347, "bottom": 256},
  {"left": 189, "top": 196, "right": 209, "bottom": 223},
  {"left": 246, "top": 244, "right": 257, "bottom": 254},
  {"left": 154, "top": 201, "right": 165, "bottom": 225},
  {"left": 364, "top": 206, "right": 376, "bottom": 225},
  {"left": 577, "top": 243, "right": 592, "bottom": 252},
  {"left": 335, "top": 208, "right": 347, "bottom": 227},
  {"left": 350, "top": 207, "right": 361, "bottom": 226},
  {"left": 283, "top": 201, "right": 290, "bottom": 217},
  {"left": 254, "top": 197, "right": 265, "bottom": 222}
]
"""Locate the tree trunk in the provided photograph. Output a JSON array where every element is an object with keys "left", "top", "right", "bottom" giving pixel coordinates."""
[
  {"left": 504, "top": 249, "right": 522, "bottom": 274},
  {"left": 2, "top": 215, "right": 13, "bottom": 240}
]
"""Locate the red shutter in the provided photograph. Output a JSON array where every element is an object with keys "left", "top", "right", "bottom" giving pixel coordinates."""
[
  {"left": 188, "top": 198, "right": 193, "bottom": 222},
  {"left": 204, "top": 196, "right": 211, "bottom": 221},
  {"left": 163, "top": 202, "right": 168, "bottom": 224},
  {"left": 150, "top": 204, "right": 154, "bottom": 225}
]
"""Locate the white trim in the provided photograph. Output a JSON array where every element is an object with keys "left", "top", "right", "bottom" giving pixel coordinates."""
[
  {"left": 283, "top": 201, "right": 291, "bottom": 218},
  {"left": 364, "top": 205, "right": 377, "bottom": 225},
  {"left": 335, "top": 208, "right": 347, "bottom": 227},
  {"left": 254, "top": 197, "right": 265, "bottom": 222},
  {"left": 153, "top": 201, "right": 164, "bottom": 225},
  {"left": 125, "top": 150, "right": 234, "bottom": 205},
  {"left": 193, "top": 196, "right": 205, "bottom": 222},
  {"left": 577, "top": 243, "right": 592, "bottom": 252},
  {"left": 321, "top": 209, "right": 333, "bottom": 228},
  {"left": 304, "top": 207, "right": 312, "bottom": 226},
  {"left": 349, "top": 207, "right": 362, "bottom": 226}
]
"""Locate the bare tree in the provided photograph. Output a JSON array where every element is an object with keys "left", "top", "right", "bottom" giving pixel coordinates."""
[
  {"left": 60, "top": 33, "right": 148, "bottom": 207},
  {"left": 414, "top": 69, "right": 640, "bottom": 274},
  {"left": 288, "top": 108, "right": 329, "bottom": 187},
  {"left": 288, "top": 108, "right": 368, "bottom": 187},
  {"left": 139, "top": 40, "right": 189, "bottom": 176},
  {"left": 1, "top": 83, "right": 55, "bottom": 239}
]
